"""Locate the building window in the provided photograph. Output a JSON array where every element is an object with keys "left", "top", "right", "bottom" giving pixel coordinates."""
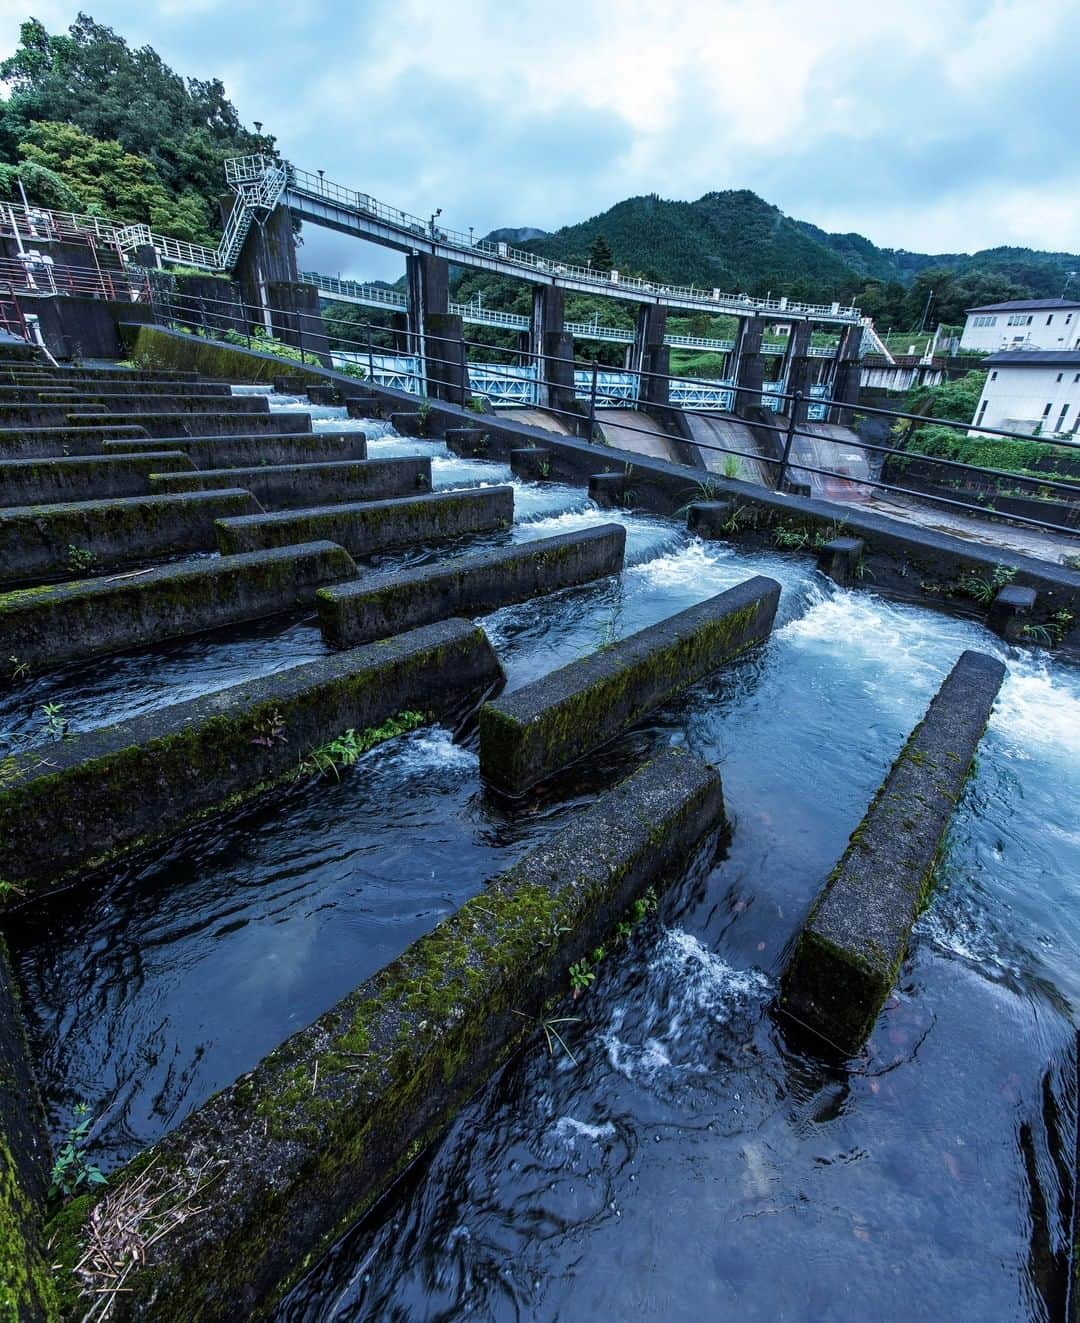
[
  {"left": 1007, "top": 313, "right": 1034, "bottom": 326},
  {"left": 1042, "top": 402, "right": 1052, "bottom": 417},
  {"left": 971, "top": 314, "right": 997, "bottom": 328},
  {"left": 976, "top": 400, "right": 988, "bottom": 426},
  {"left": 1057, "top": 404, "right": 1070, "bottom": 432},
  {"left": 1047, "top": 315, "right": 1054, "bottom": 324},
  {"left": 1057, "top": 372, "right": 1064, "bottom": 382},
  {"left": 990, "top": 370, "right": 998, "bottom": 380},
  {"left": 1067, "top": 314, "right": 1074, "bottom": 325}
]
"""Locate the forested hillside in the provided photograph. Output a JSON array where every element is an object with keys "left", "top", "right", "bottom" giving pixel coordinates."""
[{"left": 0, "top": 14, "right": 268, "bottom": 243}]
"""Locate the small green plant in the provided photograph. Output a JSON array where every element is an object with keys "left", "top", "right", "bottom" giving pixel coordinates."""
[
  {"left": 722, "top": 455, "right": 741, "bottom": 480},
  {"left": 960, "top": 564, "right": 1015, "bottom": 605},
  {"left": 466, "top": 396, "right": 487, "bottom": 414},
  {"left": 41, "top": 702, "right": 69, "bottom": 740},
  {"left": 1020, "top": 623, "right": 1054, "bottom": 647},
  {"left": 772, "top": 524, "right": 812, "bottom": 550},
  {"left": 7, "top": 655, "right": 29, "bottom": 681},
  {"left": 1063, "top": 554, "right": 1080, "bottom": 572},
  {"left": 677, "top": 478, "right": 721, "bottom": 516},
  {"left": 512, "top": 1009, "right": 582, "bottom": 1063},
  {"left": 631, "top": 885, "right": 659, "bottom": 924},
  {"left": 65, "top": 544, "right": 97, "bottom": 574},
  {"left": 537, "top": 458, "right": 552, "bottom": 479},
  {"left": 0, "top": 880, "right": 24, "bottom": 903},
  {"left": 569, "top": 960, "right": 595, "bottom": 997},
  {"left": 1049, "top": 609, "right": 1075, "bottom": 642},
  {"left": 416, "top": 400, "right": 432, "bottom": 434},
  {"left": 297, "top": 711, "right": 425, "bottom": 780},
  {"left": 49, "top": 1102, "right": 106, "bottom": 1201},
  {"left": 251, "top": 707, "right": 287, "bottom": 749}
]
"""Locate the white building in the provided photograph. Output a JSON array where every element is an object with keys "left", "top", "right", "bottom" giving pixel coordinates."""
[
  {"left": 971, "top": 351, "right": 1080, "bottom": 436},
  {"left": 959, "top": 298, "right": 1080, "bottom": 353}
]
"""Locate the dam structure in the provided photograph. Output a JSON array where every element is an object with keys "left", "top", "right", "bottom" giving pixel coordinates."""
[{"left": 0, "top": 159, "right": 1076, "bottom": 1320}]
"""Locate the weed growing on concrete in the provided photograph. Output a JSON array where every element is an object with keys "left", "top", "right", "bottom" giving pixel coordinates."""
[
  {"left": 416, "top": 400, "right": 432, "bottom": 435},
  {"left": 538, "top": 457, "right": 552, "bottom": 479},
  {"left": 568, "top": 960, "right": 595, "bottom": 997},
  {"left": 41, "top": 702, "right": 69, "bottom": 741},
  {"left": 960, "top": 564, "right": 1015, "bottom": 605},
  {"left": 297, "top": 710, "right": 425, "bottom": 780},
  {"left": 49, "top": 1103, "right": 106, "bottom": 1201},
  {"left": 7, "top": 655, "right": 29, "bottom": 681},
  {"left": 512, "top": 1009, "right": 582, "bottom": 1063},
  {"left": 676, "top": 479, "right": 721, "bottom": 516},
  {"left": 1020, "top": 623, "right": 1054, "bottom": 647},
  {"left": 1050, "top": 609, "right": 1074, "bottom": 641},
  {"left": 0, "top": 879, "right": 24, "bottom": 902},
  {"left": 466, "top": 396, "right": 487, "bottom": 414},
  {"left": 722, "top": 455, "right": 741, "bottom": 479},
  {"left": 65, "top": 544, "right": 97, "bottom": 574},
  {"left": 250, "top": 707, "right": 287, "bottom": 749}
]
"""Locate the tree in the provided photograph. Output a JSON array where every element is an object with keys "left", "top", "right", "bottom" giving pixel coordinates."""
[
  {"left": 589, "top": 233, "right": 613, "bottom": 272},
  {"left": 0, "top": 14, "right": 271, "bottom": 238},
  {"left": 0, "top": 159, "right": 82, "bottom": 211},
  {"left": 18, "top": 120, "right": 215, "bottom": 241}
]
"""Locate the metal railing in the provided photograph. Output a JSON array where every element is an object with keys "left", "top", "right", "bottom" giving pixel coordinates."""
[
  {"left": 216, "top": 154, "right": 863, "bottom": 323},
  {"left": 0, "top": 256, "right": 151, "bottom": 303},
  {"left": 142, "top": 285, "right": 1080, "bottom": 539}
]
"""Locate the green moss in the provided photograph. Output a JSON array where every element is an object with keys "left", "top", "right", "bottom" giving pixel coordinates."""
[{"left": 0, "top": 1133, "right": 59, "bottom": 1322}]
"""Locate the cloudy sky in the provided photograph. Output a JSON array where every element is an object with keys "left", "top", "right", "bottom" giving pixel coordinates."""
[{"left": 1, "top": 0, "right": 1077, "bottom": 281}]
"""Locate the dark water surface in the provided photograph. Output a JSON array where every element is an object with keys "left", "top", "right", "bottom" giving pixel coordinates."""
[{"left": 5, "top": 397, "right": 1077, "bottom": 1321}]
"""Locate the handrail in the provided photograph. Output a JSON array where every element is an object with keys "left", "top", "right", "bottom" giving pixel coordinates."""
[
  {"left": 216, "top": 154, "right": 861, "bottom": 323},
  {"left": 145, "top": 287, "right": 1080, "bottom": 531}
]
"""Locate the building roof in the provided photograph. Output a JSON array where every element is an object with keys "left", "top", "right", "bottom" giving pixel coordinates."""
[
  {"left": 965, "top": 297, "right": 1080, "bottom": 314},
  {"left": 982, "top": 350, "right": 1080, "bottom": 367}
]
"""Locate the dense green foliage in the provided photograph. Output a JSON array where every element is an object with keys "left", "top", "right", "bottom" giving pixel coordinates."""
[
  {"left": 0, "top": 14, "right": 268, "bottom": 241},
  {"left": 894, "top": 370, "right": 1079, "bottom": 479},
  {"left": 507, "top": 192, "right": 1078, "bottom": 325}
]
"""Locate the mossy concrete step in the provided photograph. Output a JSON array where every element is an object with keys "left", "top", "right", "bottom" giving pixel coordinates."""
[
  {"left": 779, "top": 649, "right": 1007, "bottom": 1054},
  {"left": 46, "top": 748, "right": 723, "bottom": 1319},
  {"left": 0, "top": 932, "right": 55, "bottom": 1321},
  {"left": 318, "top": 522, "right": 626, "bottom": 647},
  {"left": 0, "top": 617, "right": 502, "bottom": 901},
  {"left": 106, "top": 432, "right": 368, "bottom": 468},
  {"left": 149, "top": 455, "right": 430, "bottom": 510},
  {"left": 480, "top": 574, "right": 781, "bottom": 795},
  {"left": 0, "top": 394, "right": 268, "bottom": 427},
  {"left": 0, "top": 424, "right": 151, "bottom": 459},
  {"left": 0, "top": 488, "right": 261, "bottom": 586},
  {"left": 0, "top": 380, "right": 231, "bottom": 400},
  {"left": 20, "top": 383, "right": 234, "bottom": 396},
  {"left": 0, "top": 541, "right": 357, "bottom": 676},
  {"left": 37, "top": 391, "right": 267, "bottom": 414},
  {"left": 0, "top": 367, "right": 201, "bottom": 383},
  {"left": 64, "top": 411, "right": 311, "bottom": 438},
  {"left": 216, "top": 486, "right": 515, "bottom": 559},
  {"left": 0, "top": 451, "right": 196, "bottom": 505}
]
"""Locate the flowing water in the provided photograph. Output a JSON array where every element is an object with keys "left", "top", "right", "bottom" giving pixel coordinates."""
[{"left": 5, "top": 393, "right": 1078, "bottom": 1321}]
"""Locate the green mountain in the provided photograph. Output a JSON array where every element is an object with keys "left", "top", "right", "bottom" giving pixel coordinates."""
[{"left": 511, "top": 191, "right": 1079, "bottom": 327}]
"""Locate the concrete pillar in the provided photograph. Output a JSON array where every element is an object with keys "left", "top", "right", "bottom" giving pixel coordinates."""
[
  {"left": 734, "top": 316, "right": 764, "bottom": 416},
  {"left": 231, "top": 201, "right": 298, "bottom": 335},
  {"left": 405, "top": 253, "right": 451, "bottom": 394},
  {"left": 634, "top": 304, "right": 669, "bottom": 407},
  {"left": 830, "top": 322, "right": 863, "bottom": 424},
  {"left": 530, "top": 287, "right": 574, "bottom": 412},
  {"left": 784, "top": 320, "right": 815, "bottom": 423},
  {"left": 426, "top": 312, "right": 468, "bottom": 404},
  {"left": 266, "top": 281, "right": 332, "bottom": 367}
]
